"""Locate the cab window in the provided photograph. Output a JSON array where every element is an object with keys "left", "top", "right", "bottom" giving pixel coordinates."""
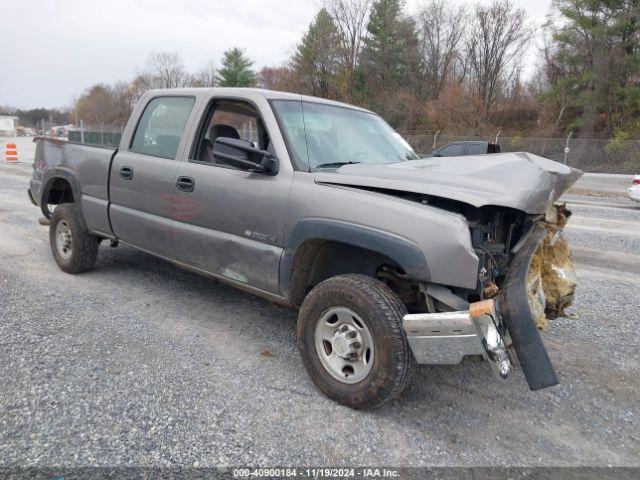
[
  {"left": 193, "top": 100, "right": 272, "bottom": 167},
  {"left": 130, "top": 96, "right": 195, "bottom": 159}
]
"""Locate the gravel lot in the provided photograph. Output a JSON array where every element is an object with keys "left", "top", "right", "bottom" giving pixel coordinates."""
[
  {"left": 568, "top": 173, "right": 635, "bottom": 197},
  {"left": 0, "top": 164, "right": 639, "bottom": 467}
]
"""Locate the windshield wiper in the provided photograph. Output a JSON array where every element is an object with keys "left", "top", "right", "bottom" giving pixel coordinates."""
[{"left": 315, "top": 161, "right": 361, "bottom": 169}]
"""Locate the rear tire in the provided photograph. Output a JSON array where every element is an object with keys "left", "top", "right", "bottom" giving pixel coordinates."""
[
  {"left": 297, "top": 274, "right": 415, "bottom": 409},
  {"left": 49, "top": 203, "right": 99, "bottom": 273}
]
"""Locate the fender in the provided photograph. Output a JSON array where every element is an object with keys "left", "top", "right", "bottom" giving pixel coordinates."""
[
  {"left": 39, "top": 167, "right": 83, "bottom": 219},
  {"left": 280, "top": 218, "right": 431, "bottom": 299}
]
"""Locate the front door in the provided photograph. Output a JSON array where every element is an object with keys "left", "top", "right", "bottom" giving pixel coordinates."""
[
  {"left": 172, "top": 98, "right": 291, "bottom": 294},
  {"left": 109, "top": 95, "right": 196, "bottom": 257}
]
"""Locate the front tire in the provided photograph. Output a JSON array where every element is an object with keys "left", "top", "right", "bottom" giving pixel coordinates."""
[
  {"left": 49, "top": 204, "right": 99, "bottom": 273},
  {"left": 297, "top": 274, "right": 415, "bottom": 409}
]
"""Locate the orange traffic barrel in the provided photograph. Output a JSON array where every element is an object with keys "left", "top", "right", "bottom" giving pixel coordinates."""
[{"left": 5, "top": 143, "right": 19, "bottom": 163}]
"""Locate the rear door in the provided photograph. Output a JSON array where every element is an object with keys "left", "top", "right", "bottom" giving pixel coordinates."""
[{"left": 109, "top": 95, "right": 196, "bottom": 257}]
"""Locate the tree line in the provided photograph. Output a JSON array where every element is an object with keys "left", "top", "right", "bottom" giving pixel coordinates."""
[{"left": 4, "top": 0, "right": 639, "bottom": 139}]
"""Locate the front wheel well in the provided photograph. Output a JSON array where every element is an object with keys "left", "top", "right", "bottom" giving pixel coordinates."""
[{"left": 288, "top": 239, "right": 416, "bottom": 308}]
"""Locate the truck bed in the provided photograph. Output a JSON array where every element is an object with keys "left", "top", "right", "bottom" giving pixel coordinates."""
[{"left": 30, "top": 137, "right": 117, "bottom": 237}]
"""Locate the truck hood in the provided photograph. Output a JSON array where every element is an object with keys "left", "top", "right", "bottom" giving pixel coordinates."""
[{"left": 313, "top": 152, "right": 583, "bottom": 214}]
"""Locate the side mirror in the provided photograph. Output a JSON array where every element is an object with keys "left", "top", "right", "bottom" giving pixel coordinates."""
[{"left": 213, "top": 137, "right": 278, "bottom": 175}]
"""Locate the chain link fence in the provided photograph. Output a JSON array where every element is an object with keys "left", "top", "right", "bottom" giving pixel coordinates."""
[
  {"left": 402, "top": 131, "right": 640, "bottom": 174},
  {"left": 66, "top": 123, "right": 124, "bottom": 148},
  {"left": 39, "top": 121, "right": 639, "bottom": 174},
  {"left": 38, "top": 121, "right": 124, "bottom": 148}
]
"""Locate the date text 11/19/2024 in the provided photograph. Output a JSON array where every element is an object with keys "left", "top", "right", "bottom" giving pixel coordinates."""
[{"left": 232, "top": 467, "right": 400, "bottom": 478}]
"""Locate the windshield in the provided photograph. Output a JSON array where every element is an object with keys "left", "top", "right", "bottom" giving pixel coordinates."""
[{"left": 272, "top": 100, "right": 419, "bottom": 171}]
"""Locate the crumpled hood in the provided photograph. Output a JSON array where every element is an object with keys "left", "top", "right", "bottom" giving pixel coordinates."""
[{"left": 313, "top": 152, "right": 583, "bottom": 214}]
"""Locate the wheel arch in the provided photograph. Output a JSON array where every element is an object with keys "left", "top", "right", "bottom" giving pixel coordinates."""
[
  {"left": 40, "top": 168, "right": 81, "bottom": 218},
  {"left": 281, "top": 219, "right": 431, "bottom": 307}
]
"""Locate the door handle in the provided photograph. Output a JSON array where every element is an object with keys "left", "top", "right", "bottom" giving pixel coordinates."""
[
  {"left": 119, "top": 166, "right": 134, "bottom": 180},
  {"left": 176, "top": 176, "right": 195, "bottom": 193}
]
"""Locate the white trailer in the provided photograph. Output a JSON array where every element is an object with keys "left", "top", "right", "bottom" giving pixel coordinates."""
[{"left": 0, "top": 115, "right": 18, "bottom": 136}]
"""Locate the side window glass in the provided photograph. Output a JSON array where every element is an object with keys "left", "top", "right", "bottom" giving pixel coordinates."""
[
  {"left": 130, "top": 96, "right": 195, "bottom": 159},
  {"left": 195, "top": 100, "right": 271, "bottom": 166}
]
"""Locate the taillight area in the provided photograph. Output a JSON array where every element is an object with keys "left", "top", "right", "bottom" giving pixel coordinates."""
[{"left": 633, "top": 178, "right": 640, "bottom": 186}]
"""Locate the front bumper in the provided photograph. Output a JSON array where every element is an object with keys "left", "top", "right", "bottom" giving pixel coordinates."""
[
  {"left": 403, "top": 310, "right": 484, "bottom": 365},
  {"left": 403, "top": 299, "right": 513, "bottom": 379},
  {"left": 403, "top": 223, "right": 559, "bottom": 391}
]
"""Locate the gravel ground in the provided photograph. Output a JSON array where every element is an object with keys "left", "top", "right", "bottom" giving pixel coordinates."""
[
  {"left": 0, "top": 170, "right": 639, "bottom": 467},
  {"left": 562, "top": 197, "right": 640, "bottom": 257},
  {"left": 568, "top": 173, "right": 635, "bottom": 197}
]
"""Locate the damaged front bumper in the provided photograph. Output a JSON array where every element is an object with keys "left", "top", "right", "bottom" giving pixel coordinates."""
[
  {"left": 402, "top": 223, "right": 559, "bottom": 391},
  {"left": 403, "top": 299, "right": 514, "bottom": 380}
]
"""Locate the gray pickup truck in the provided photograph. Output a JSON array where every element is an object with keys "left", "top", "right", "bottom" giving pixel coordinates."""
[{"left": 29, "top": 88, "right": 581, "bottom": 409}]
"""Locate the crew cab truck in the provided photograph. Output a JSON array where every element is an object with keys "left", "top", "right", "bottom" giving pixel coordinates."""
[{"left": 29, "top": 88, "right": 582, "bottom": 409}]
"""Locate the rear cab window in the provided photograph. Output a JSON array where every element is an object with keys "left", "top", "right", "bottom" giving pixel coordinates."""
[{"left": 130, "top": 96, "right": 195, "bottom": 159}]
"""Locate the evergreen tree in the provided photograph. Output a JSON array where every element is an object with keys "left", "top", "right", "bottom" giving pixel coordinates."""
[
  {"left": 545, "top": 0, "right": 640, "bottom": 133},
  {"left": 358, "top": 0, "right": 420, "bottom": 117},
  {"left": 292, "top": 8, "right": 341, "bottom": 97},
  {"left": 216, "top": 48, "right": 256, "bottom": 87}
]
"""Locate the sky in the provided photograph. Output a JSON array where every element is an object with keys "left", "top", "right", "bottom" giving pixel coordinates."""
[{"left": 1, "top": 0, "right": 552, "bottom": 110}]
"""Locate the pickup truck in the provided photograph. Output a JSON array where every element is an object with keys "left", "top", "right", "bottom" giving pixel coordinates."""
[
  {"left": 431, "top": 140, "right": 501, "bottom": 157},
  {"left": 29, "top": 88, "right": 582, "bottom": 409}
]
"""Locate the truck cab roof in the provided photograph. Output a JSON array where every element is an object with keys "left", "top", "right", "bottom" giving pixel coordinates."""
[{"left": 143, "top": 87, "right": 374, "bottom": 114}]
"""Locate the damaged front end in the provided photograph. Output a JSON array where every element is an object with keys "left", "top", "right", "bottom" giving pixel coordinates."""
[
  {"left": 403, "top": 298, "right": 513, "bottom": 378},
  {"left": 402, "top": 204, "right": 577, "bottom": 391},
  {"left": 527, "top": 205, "right": 577, "bottom": 329}
]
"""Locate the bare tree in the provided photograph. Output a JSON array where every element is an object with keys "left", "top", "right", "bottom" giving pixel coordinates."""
[
  {"left": 129, "top": 74, "right": 151, "bottom": 106},
  {"left": 75, "top": 85, "right": 115, "bottom": 125},
  {"left": 466, "top": 0, "right": 533, "bottom": 116},
  {"left": 110, "top": 81, "right": 137, "bottom": 124},
  {"left": 417, "top": 0, "right": 467, "bottom": 100},
  {"left": 189, "top": 61, "right": 217, "bottom": 87},
  {"left": 138, "top": 52, "right": 187, "bottom": 89},
  {"left": 257, "top": 66, "right": 298, "bottom": 92},
  {"left": 323, "top": 0, "right": 372, "bottom": 99}
]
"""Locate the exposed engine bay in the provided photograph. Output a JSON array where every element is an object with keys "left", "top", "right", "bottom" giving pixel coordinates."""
[
  {"left": 372, "top": 189, "right": 578, "bottom": 330},
  {"left": 395, "top": 196, "right": 576, "bottom": 391},
  {"left": 468, "top": 203, "right": 577, "bottom": 329}
]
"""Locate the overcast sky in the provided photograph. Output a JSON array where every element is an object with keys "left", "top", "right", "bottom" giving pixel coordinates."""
[{"left": 2, "top": 0, "right": 552, "bottom": 109}]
